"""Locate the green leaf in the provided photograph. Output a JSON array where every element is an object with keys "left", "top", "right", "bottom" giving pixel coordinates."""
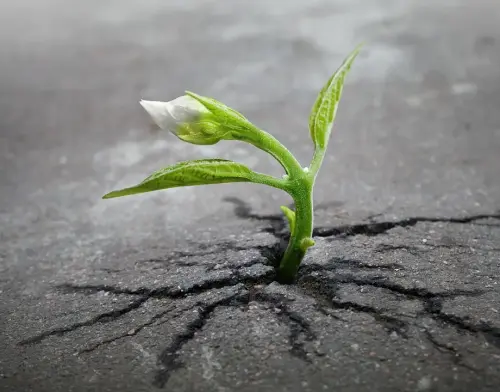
[
  {"left": 280, "top": 205, "right": 296, "bottom": 236},
  {"left": 309, "top": 45, "right": 362, "bottom": 149},
  {"left": 102, "top": 159, "right": 257, "bottom": 199}
]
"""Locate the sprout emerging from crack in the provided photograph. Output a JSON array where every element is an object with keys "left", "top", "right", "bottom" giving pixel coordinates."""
[{"left": 103, "top": 45, "right": 362, "bottom": 283}]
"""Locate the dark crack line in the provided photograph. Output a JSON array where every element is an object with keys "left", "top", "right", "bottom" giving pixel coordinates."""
[
  {"left": 334, "top": 276, "right": 483, "bottom": 301},
  {"left": 153, "top": 288, "right": 319, "bottom": 388},
  {"left": 301, "top": 264, "right": 483, "bottom": 300},
  {"left": 297, "top": 269, "right": 484, "bottom": 339},
  {"left": 331, "top": 299, "right": 409, "bottom": 337},
  {"left": 253, "top": 292, "right": 318, "bottom": 363},
  {"left": 57, "top": 267, "right": 275, "bottom": 300},
  {"left": 298, "top": 273, "right": 409, "bottom": 337},
  {"left": 224, "top": 197, "right": 500, "bottom": 269},
  {"left": 300, "top": 264, "right": 500, "bottom": 349},
  {"left": 423, "top": 329, "right": 478, "bottom": 372},
  {"left": 223, "top": 197, "right": 290, "bottom": 259},
  {"left": 19, "top": 296, "right": 149, "bottom": 345},
  {"left": 425, "top": 299, "right": 500, "bottom": 349},
  {"left": 154, "top": 292, "right": 248, "bottom": 388},
  {"left": 312, "top": 213, "right": 500, "bottom": 239},
  {"left": 224, "top": 196, "right": 287, "bottom": 226},
  {"left": 78, "top": 303, "right": 184, "bottom": 354},
  {"left": 23, "top": 266, "right": 275, "bottom": 347},
  {"left": 21, "top": 200, "right": 500, "bottom": 380},
  {"left": 224, "top": 196, "right": 287, "bottom": 236}
]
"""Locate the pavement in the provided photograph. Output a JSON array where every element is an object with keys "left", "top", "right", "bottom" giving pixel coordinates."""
[{"left": 1, "top": 0, "right": 500, "bottom": 391}]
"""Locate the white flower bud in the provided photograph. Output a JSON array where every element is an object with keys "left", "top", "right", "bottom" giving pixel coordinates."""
[
  {"left": 139, "top": 92, "right": 260, "bottom": 146},
  {"left": 140, "top": 96, "right": 210, "bottom": 135}
]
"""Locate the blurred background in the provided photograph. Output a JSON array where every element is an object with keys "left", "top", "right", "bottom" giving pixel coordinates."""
[{"left": 0, "top": 0, "right": 499, "bottom": 254}]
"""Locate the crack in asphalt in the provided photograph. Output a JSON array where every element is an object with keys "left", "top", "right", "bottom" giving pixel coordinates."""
[
  {"left": 297, "top": 266, "right": 500, "bottom": 350},
  {"left": 153, "top": 291, "right": 249, "bottom": 388},
  {"left": 253, "top": 291, "right": 317, "bottom": 363},
  {"left": 423, "top": 329, "right": 478, "bottom": 372},
  {"left": 154, "top": 288, "right": 317, "bottom": 388},
  {"left": 274, "top": 267, "right": 488, "bottom": 361},
  {"left": 424, "top": 298, "right": 500, "bottom": 349},
  {"left": 226, "top": 196, "right": 500, "bottom": 248},
  {"left": 224, "top": 196, "right": 288, "bottom": 238},
  {"left": 297, "top": 273, "right": 410, "bottom": 337},
  {"left": 312, "top": 213, "right": 500, "bottom": 239},
  {"left": 78, "top": 303, "right": 183, "bottom": 354},
  {"left": 20, "top": 267, "right": 275, "bottom": 346},
  {"left": 57, "top": 266, "right": 275, "bottom": 299},
  {"left": 18, "top": 201, "right": 500, "bottom": 388},
  {"left": 19, "top": 296, "right": 150, "bottom": 345}
]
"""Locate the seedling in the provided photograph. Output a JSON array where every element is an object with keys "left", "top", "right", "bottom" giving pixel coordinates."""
[{"left": 103, "top": 46, "right": 361, "bottom": 283}]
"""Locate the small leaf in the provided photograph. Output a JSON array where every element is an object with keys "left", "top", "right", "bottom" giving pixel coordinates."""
[
  {"left": 309, "top": 45, "right": 362, "bottom": 149},
  {"left": 102, "top": 159, "right": 257, "bottom": 199},
  {"left": 300, "top": 238, "right": 315, "bottom": 252},
  {"left": 280, "top": 205, "right": 296, "bottom": 236}
]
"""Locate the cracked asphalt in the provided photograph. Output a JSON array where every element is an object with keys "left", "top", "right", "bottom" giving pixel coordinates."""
[{"left": 1, "top": 0, "right": 500, "bottom": 391}]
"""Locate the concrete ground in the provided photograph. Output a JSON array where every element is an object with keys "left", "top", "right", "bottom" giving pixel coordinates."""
[{"left": 1, "top": 0, "right": 500, "bottom": 391}]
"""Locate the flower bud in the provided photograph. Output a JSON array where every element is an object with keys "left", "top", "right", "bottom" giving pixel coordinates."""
[{"left": 140, "top": 96, "right": 223, "bottom": 145}]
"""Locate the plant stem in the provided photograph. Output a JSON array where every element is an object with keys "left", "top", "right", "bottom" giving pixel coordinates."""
[
  {"left": 249, "top": 172, "right": 290, "bottom": 191},
  {"left": 246, "top": 126, "right": 304, "bottom": 178},
  {"left": 277, "top": 177, "right": 315, "bottom": 283},
  {"left": 275, "top": 145, "right": 327, "bottom": 282}
]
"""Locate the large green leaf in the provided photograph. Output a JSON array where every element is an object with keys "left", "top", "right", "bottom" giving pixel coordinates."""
[
  {"left": 309, "top": 45, "right": 362, "bottom": 150},
  {"left": 102, "top": 159, "right": 256, "bottom": 199}
]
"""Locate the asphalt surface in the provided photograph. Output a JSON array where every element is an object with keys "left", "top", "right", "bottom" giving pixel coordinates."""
[{"left": 1, "top": 0, "right": 500, "bottom": 391}]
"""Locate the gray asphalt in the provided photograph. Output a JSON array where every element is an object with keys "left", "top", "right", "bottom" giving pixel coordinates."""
[{"left": 1, "top": 0, "right": 500, "bottom": 391}]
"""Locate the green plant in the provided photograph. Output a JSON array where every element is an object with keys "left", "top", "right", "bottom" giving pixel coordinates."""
[{"left": 103, "top": 45, "right": 361, "bottom": 283}]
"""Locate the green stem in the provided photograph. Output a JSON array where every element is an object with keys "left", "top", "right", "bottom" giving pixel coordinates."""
[
  {"left": 277, "top": 178, "right": 315, "bottom": 283},
  {"left": 249, "top": 172, "right": 289, "bottom": 191},
  {"left": 245, "top": 126, "right": 304, "bottom": 178}
]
